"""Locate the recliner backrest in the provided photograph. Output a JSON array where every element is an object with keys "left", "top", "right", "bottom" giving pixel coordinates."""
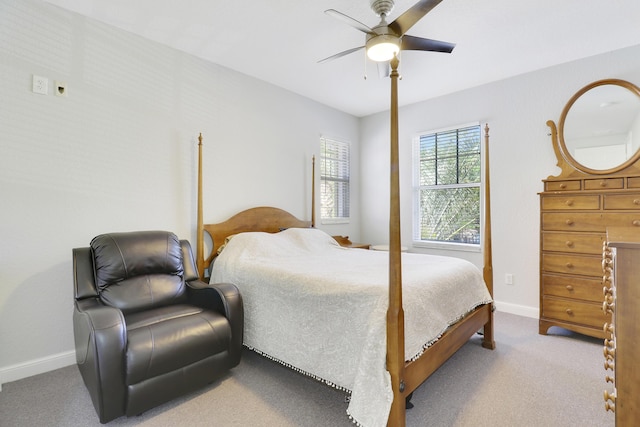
[{"left": 90, "top": 230, "right": 187, "bottom": 313}]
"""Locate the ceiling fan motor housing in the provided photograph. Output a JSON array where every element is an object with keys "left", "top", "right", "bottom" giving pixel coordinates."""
[{"left": 370, "top": 0, "right": 395, "bottom": 17}]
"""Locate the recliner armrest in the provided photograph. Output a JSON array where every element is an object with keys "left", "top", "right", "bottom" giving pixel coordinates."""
[
  {"left": 73, "top": 298, "right": 127, "bottom": 423},
  {"left": 186, "top": 280, "right": 244, "bottom": 366},
  {"left": 73, "top": 247, "right": 99, "bottom": 299}
]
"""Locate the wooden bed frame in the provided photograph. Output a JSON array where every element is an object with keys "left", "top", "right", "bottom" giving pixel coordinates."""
[{"left": 195, "top": 59, "right": 494, "bottom": 427}]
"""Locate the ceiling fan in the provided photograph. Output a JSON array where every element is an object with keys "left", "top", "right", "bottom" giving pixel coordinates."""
[{"left": 319, "top": 0, "right": 454, "bottom": 73}]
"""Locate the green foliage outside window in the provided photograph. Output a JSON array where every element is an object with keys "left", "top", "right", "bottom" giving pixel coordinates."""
[{"left": 416, "top": 125, "right": 481, "bottom": 244}]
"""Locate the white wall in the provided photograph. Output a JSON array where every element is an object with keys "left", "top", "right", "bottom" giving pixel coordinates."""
[
  {"left": 4, "top": 0, "right": 640, "bottom": 387},
  {"left": 360, "top": 44, "right": 640, "bottom": 318},
  {"left": 0, "top": 0, "right": 359, "bottom": 386}
]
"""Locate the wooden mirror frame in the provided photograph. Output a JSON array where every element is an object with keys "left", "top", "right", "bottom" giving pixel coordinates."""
[{"left": 548, "top": 78, "right": 640, "bottom": 178}]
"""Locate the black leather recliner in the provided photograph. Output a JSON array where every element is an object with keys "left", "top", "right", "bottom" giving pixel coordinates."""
[{"left": 72, "top": 230, "right": 243, "bottom": 423}]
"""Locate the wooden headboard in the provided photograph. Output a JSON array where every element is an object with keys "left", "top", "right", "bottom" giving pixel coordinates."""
[{"left": 198, "top": 206, "right": 311, "bottom": 276}]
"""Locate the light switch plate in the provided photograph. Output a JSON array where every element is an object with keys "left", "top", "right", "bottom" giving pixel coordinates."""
[{"left": 32, "top": 75, "right": 48, "bottom": 95}]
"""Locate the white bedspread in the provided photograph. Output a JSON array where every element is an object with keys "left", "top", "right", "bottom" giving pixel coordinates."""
[{"left": 210, "top": 228, "right": 492, "bottom": 427}]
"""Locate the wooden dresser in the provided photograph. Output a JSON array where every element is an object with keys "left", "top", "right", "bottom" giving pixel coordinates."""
[
  {"left": 538, "top": 176, "right": 640, "bottom": 338},
  {"left": 539, "top": 79, "right": 640, "bottom": 339},
  {"left": 602, "top": 227, "right": 640, "bottom": 425}
]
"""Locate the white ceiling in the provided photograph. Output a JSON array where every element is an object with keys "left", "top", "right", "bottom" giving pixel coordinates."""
[{"left": 43, "top": 0, "right": 640, "bottom": 117}]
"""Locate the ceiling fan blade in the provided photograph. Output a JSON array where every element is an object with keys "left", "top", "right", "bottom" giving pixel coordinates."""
[
  {"left": 388, "top": 0, "right": 444, "bottom": 36},
  {"left": 318, "top": 46, "right": 365, "bottom": 64},
  {"left": 325, "top": 9, "right": 376, "bottom": 35},
  {"left": 401, "top": 35, "right": 455, "bottom": 53}
]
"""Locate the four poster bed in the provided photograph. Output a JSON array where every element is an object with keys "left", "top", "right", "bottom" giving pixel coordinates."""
[
  {"left": 195, "top": 127, "right": 495, "bottom": 427},
  {"left": 195, "top": 69, "right": 494, "bottom": 426}
]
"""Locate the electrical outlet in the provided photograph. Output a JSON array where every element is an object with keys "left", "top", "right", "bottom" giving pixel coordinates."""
[
  {"left": 54, "top": 81, "right": 67, "bottom": 97},
  {"left": 505, "top": 273, "right": 514, "bottom": 285},
  {"left": 32, "top": 75, "right": 48, "bottom": 95}
]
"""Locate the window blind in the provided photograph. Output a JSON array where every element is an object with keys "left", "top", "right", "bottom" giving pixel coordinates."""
[{"left": 320, "top": 137, "right": 350, "bottom": 221}]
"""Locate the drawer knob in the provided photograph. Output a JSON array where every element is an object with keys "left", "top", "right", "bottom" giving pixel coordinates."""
[
  {"left": 600, "top": 180, "right": 607, "bottom": 187},
  {"left": 604, "top": 401, "right": 615, "bottom": 412},
  {"left": 604, "top": 390, "right": 616, "bottom": 412},
  {"left": 634, "top": 199, "right": 640, "bottom": 205},
  {"left": 565, "top": 308, "right": 574, "bottom": 315},
  {"left": 633, "top": 220, "right": 640, "bottom": 226},
  {"left": 605, "top": 375, "right": 614, "bottom": 384},
  {"left": 603, "top": 323, "right": 615, "bottom": 335},
  {"left": 565, "top": 240, "right": 574, "bottom": 247},
  {"left": 565, "top": 262, "right": 574, "bottom": 269},
  {"left": 565, "top": 219, "right": 574, "bottom": 226},
  {"left": 603, "top": 301, "right": 615, "bottom": 314},
  {"left": 559, "top": 183, "right": 567, "bottom": 189},
  {"left": 604, "top": 359, "right": 615, "bottom": 371},
  {"left": 566, "top": 285, "right": 574, "bottom": 292},
  {"left": 603, "top": 346, "right": 615, "bottom": 359},
  {"left": 565, "top": 199, "right": 574, "bottom": 206},
  {"left": 604, "top": 390, "right": 616, "bottom": 403}
]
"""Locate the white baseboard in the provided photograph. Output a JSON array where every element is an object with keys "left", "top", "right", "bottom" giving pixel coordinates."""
[
  {"left": 0, "top": 350, "right": 76, "bottom": 392},
  {"left": 494, "top": 300, "right": 539, "bottom": 319}
]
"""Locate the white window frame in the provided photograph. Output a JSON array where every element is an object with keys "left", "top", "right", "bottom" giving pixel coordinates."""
[
  {"left": 320, "top": 136, "right": 350, "bottom": 224},
  {"left": 412, "top": 122, "right": 483, "bottom": 253}
]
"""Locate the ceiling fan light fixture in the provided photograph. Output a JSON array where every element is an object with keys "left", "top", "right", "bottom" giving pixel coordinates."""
[{"left": 366, "top": 34, "right": 400, "bottom": 62}]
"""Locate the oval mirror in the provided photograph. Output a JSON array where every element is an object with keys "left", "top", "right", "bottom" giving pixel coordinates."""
[{"left": 558, "top": 79, "right": 640, "bottom": 174}]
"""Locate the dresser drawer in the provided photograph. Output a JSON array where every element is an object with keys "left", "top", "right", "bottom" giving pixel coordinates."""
[
  {"left": 603, "top": 194, "right": 640, "bottom": 210},
  {"left": 541, "top": 274, "right": 603, "bottom": 302},
  {"left": 541, "top": 253, "right": 603, "bottom": 276},
  {"left": 541, "top": 195, "right": 600, "bottom": 210},
  {"left": 544, "top": 180, "right": 581, "bottom": 191},
  {"left": 603, "top": 212, "right": 640, "bottom": 228},
  {"left": 541, "top": 232, "right": 604, "bottom": 254},
  {"left": 584, "top": 178, "right": 624, "bottom": 190},
  {"left": 627, "top": 176, "right": 640, "bottom": 188},
  {"left": 542, "top": 212, "right": 605, "bottom": 232},
  {"left": 541, "top": 296, "right": 610, "bottom": 328}
]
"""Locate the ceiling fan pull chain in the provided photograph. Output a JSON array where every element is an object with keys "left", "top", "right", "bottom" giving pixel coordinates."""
[{"left": 364, "top": 51, "right": 368, "bottom": 80}]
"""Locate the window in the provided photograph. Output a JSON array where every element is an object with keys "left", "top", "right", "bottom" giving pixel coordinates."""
[
  {"left": 413, "top": 123, "right": 482, "bottom": 249},
  {"left": 320, "top": 137, "right": 350, "bottom": 223}
]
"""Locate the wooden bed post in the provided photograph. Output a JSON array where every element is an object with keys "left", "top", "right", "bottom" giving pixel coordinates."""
[
  {"left": 481, "top": 124, "right": 496, "bottom": 349},
  {"left": 196, "top": 133, "right": 205, "bottom": 279},
  {"left": 387, "top": 54, "right": 406, "bottom": 427}
]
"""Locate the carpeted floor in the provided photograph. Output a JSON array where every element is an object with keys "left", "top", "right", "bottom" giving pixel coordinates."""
[{"left": 0, "top": 311, "right": 613, "bottom": 426}]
